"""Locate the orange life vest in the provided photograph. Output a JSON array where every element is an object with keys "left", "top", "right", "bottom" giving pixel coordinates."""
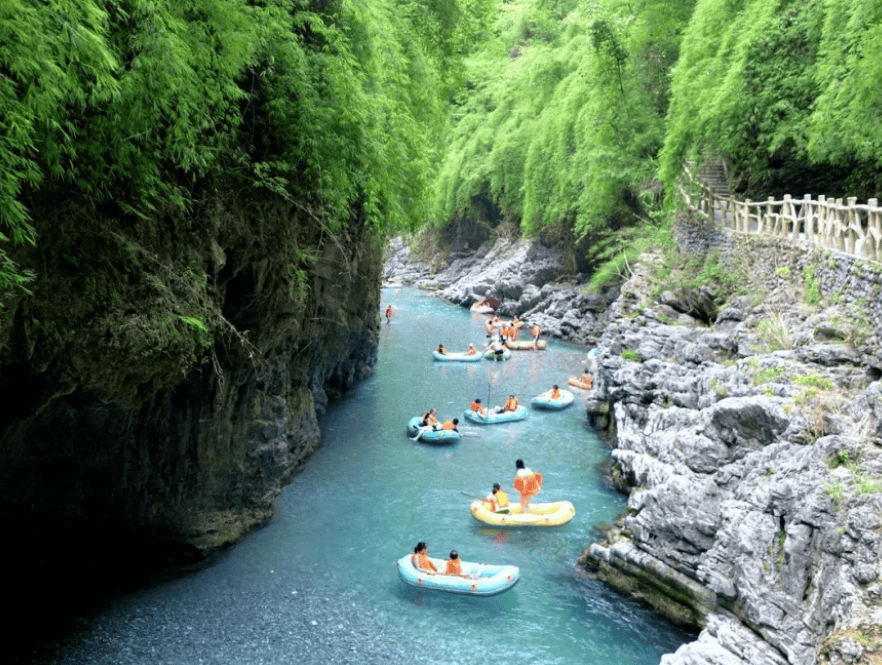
[
  {"left": 417, "top": 553, "right": 438, "bottom": 572},
  {"left": 445, "top": 559, "right": 462, "bottom": 575},
  {"left": 531, "top": 325, "right": 541, "bottom": 337},
  {"left": 504, "top": 397, "right": 518, "bottom": 412},
  {"left": 514, "top": 470, "right": 543, "bottom": 496},
  {"left": 470, "top": 401, "right": 485, "bottom": 414},
  {"left": 441, "top": 420, "right": 456, "bottom": 430},
  {"left": 551, "top": 388, "right": 561, "bottom": 399}
]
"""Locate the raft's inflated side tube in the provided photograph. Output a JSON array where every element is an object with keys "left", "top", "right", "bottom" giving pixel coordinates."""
[
  {"left": 432, "top": 351, "right": 482, "bottom": 362},
  {"left": 470, "top": 500, "right": 576, "bottom": 527},
  {"left": 504, "top": 340, "right": 547, "bottom": 350}
]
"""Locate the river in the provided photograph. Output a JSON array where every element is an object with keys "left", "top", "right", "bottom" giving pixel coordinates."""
[{"left": 40, "top": 287, "right": 694, "bottom": 665}]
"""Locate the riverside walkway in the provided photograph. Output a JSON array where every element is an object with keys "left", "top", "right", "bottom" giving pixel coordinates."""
[{"left": 683, "top": 163, "right": 882, "bottom": 262}]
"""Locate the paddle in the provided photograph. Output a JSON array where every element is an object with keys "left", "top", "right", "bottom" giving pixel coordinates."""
[{"left": 460, "top": 491, "right": 485, "bottom": 500}]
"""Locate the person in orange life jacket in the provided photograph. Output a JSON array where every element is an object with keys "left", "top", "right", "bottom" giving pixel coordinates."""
[
  {"left": 445, "top": 550, "right": 463, "bottom": 576},
  {"left": 502, "top": 395, "right": 519, "bottom": 412},
  {"left": 511, "top": 316, "right": 522, "bottom": 339},
  {"left": 436, "top": 343, "right": 447, "bottom": 355},
  {"left": 484, "top": 482, "right": 510, "bottom": 514},
  {"left": 470, "top": 399, "right": 486, "bottom": 416},
  {"left": 421, "top": 408, "right": 438, "bottom": 429},
  {"left": 513, "top": 458, "right": 543, "bottom": 515},
  {"left": 580, "top": 369, "right": 593, "bottom": 389},
  {"left": 441, "top": 418, "right": 459, "bottom": 431},
  {"left": 530, "top": 323, "right": 542, "bottom": 348},
  {"left": 465, "top": 343, "right": 479, "bottom": 356},
  {"left": 412, "top": 408, "right": 439, "bottom": 441},
  {"left": 413, "top": 542, "right": 437, "bottom": 574},
  {"left": 549, "top": 384, "right": 562, "bottom": 400},
  {"left": 385, "top": 305, "right": 394, "bottom": 323}
]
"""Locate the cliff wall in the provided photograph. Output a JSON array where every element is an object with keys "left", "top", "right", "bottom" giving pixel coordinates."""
[
  {"left": 385, "top": 222, "right": 882, "bottom": 665},
  {"left": 0, "top": 189, "right": 382, "bottom": 637},
  {"left": 581, "top": 227, "right": 882, "bottom": 665}
]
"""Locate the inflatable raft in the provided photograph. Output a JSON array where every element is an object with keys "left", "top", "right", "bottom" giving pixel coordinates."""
[
  {"left": 470, "top": 500, "right": 576, "bottom": 527},
  {"left": 396, "top": 555, "right": 520, "bottom": 596},
  {"left": 531, "top": 389, "right": 574, "bottom": 410},
  {"left": 505, "top": 340, "right": 547, "bottom": 351},
  {"left": 405, "top": 417, "right": 461, "bottom": 445},
  {"left": 568, "top": 376, "right": 593, "bottom": 391},
  {"left": 432, "top": 351, "right": 482, "bottom": 362},
  {"left": 463, "top": 405, "right": 528, "bottom": 425},
  {"left": 470, "top": 304, "right": 495, "bottom": 314},
  {"left": 483, "top": 347, "right": 512, "bottom": 361}
]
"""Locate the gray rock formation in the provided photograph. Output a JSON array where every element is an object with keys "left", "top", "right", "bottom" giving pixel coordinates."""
[
  {"left": 581, "top": 244, "right": 882, "bottom": 665},
  {"left": 384, "top": 224, "right": 882, "bottom": 665}
]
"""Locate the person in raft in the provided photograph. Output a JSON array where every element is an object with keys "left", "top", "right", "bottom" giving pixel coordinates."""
[
  {"left": 440, "top": 417, "right": 459, "bottom": 432},
  {"left": 436, "top": 343, "right": 447, "bottom": 355},
  {"left": 413, "top": 408, "right": 444, "bottom": 441},
  {"left": 548, "top": 384, "right": 562, "bottom": 400},
  {"left": 470, "top": 398, "right": 487, "bottom": 416},
  {"left": 484, "top": 482, "right": 510, "bottom": 514},
  {"left": 580, "top": 369, "right": 593, "bottom": 389},
  {"left": 484, "top": 318, "right": 496, "bottom": 340},
  {"left": 530, "top": 323, "right": 542, "bottom": 348},
  {"left": 445, "top": 550, "right": 476, "bottom": 578},
  {"left": 465, "top": 343, "right": 479, "bottom": 356},
  {"left": 514, "top": 459, "right": 543, "bottom": 515},
  {"left": 385, "top": 304, "right": 394, "bottom": 323},
  {"left": 491, "top": 340, "right": 506, "bottom": 360},
  {"left": 421, "top": 408, "right": 439, "bottom": 429},
  {"left": 413, "top": 542, "right": 437, "bottom": 574},
  {"left": 502, "top": 394, "right": 519, "bottom": 412}
]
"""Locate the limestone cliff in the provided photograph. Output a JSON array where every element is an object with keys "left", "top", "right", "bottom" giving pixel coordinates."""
[
  {"left": 385, "top": 221, "right": 882, "bottom": 665},
  {"left": 580, "top": 228, "right": 882, "bottom": 665}
]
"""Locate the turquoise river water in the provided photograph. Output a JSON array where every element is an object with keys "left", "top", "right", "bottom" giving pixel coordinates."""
[{"left": 44, "top": 287, "right": 694, "bottom": 665}]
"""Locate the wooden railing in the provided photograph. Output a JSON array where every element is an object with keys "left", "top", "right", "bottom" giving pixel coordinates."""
[{"left": 682, "top": 174, "right": 882, "bottom": 262}]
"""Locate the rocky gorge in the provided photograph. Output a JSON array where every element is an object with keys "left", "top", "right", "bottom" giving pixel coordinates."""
[{"left": 383, "top": 219, "right": 882, "bottom": 665}]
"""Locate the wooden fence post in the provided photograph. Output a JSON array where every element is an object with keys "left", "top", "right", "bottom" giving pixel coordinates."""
[
  {"left": 835, "top": 198, "right": 845, "bottom": 251},
  {"left": 868, "top": 198, "right": 881, "bottom": 262},
  {"left": 803, "top": 194, "right": 813, "bottom": 243},
  {"left": 847, "top": 196, "right": 858, "bottom": 255}
]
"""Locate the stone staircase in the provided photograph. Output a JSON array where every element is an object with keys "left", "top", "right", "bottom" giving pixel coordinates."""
[{"left": 700, "top": 160, "right": 730, "bottom": 198}]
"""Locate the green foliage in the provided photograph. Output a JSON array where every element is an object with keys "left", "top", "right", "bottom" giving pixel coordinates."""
[
  {"left": 710, "top": 378, "right": 727, "bottom": 398},
  {"left": 434, "top": 0, "right": 695, "bottom": 243},
  {"left": 804, "top": 264, "right": 821, "bottom": 305},
  {"left": 661, "top": 0, "right": 882, "bottom": 199},
  {"left": 0, "top": 0, "right": 490, "bottom": 311},
  {"left": 621, "top": 349, "right": 640, "bottom": 361},
  {"left": 823, "top": 479, "right": 842, "bottom": 505}
]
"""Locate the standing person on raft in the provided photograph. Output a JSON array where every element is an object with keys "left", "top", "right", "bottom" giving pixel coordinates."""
[{"left": 513, "top": 459, "right": 542, "bottom": 515}]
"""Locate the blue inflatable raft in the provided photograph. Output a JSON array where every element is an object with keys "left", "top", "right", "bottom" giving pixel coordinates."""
[
  {"left": 462, "top": 405, "right": 528, "bottom": 425},
  {"left": 432, "top": 351, "right": 482, "bottom": 362},
  {"left": 396, "top": 555, "right": 520, "bottom": 596},
  {"left": 406, "top": 417, "right": 461, "bottom": 444},
  {"left": 531, "top": 389, "right": 575, "bottom": 410}
]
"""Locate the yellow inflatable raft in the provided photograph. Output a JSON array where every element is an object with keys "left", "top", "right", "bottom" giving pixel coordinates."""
[
  {"left": 567, "top": 376, "right": 593, "bottom": 391},
  {"left": 469, "top": 500, "right": 576, "bottom": 527}
]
